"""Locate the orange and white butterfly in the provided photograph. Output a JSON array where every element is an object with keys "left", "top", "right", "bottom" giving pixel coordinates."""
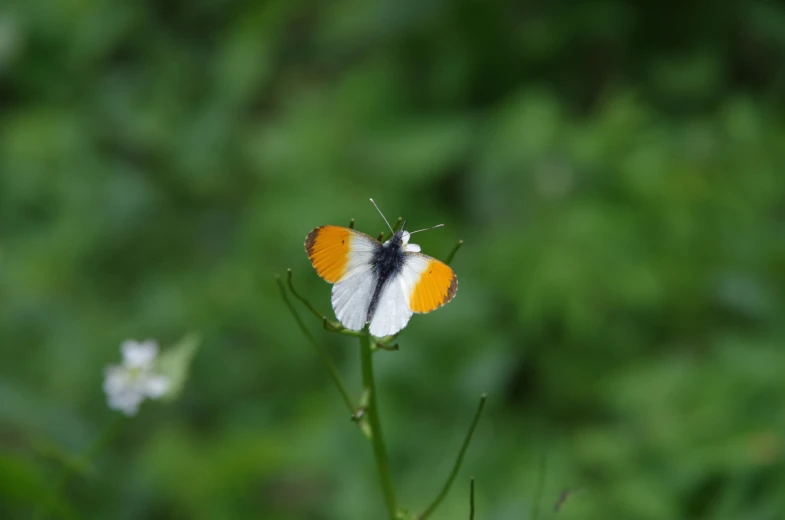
[{"left": 305, "top": 199, "right": 458, "bottom": 337}]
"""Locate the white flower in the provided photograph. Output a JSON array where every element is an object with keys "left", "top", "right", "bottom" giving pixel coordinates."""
[{"left": 103, "top": 339, "right": 170, "bottom": 416}]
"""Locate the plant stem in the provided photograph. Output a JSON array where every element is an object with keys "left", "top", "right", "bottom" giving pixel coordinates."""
[
  {"left": 285, "top": 269, "right": 374, "bottom": 337},
  {"left": 359, "top": 330, "right": 398, "bottom": 518},
  {"left": 420, "top": 394, "right": 487, "bottom": 520},
  {"left": 286, "top": 269, "right": 328, "bottom": 322},
  {"left": 445, "top": 240, "right": 464, "bottom": 265},
  {"left": 469, "top": 477, "right": 475, "bottom": 520},
  {"left": 276, "top": 275, "right": 356, "bottom": 414}
]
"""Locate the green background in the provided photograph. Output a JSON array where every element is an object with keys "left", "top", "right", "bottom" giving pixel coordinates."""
[{"left": 2, "top": 0, "right": 785, "bottom": 518}]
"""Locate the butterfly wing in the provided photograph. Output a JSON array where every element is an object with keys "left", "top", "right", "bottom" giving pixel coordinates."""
[
  {"left": 332, "top": 270, "right": 376, "bottom": 331},
  {"left": 368, "top": 252, "right": 458, "bottom": 337},
  {"left": 305, "top": 225, "right": 378, "bottom": 283},
  {"left": 305, "top": 225, "right": 379, "bottom": 330},
  {"left": 401, "top": 253, "right": 458, "bottom": 313},
  {"left": 368, "top": 276, "right": 414, "bottom": 337}
]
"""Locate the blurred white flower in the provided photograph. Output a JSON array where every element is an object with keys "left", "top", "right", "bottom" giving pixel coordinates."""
[{"left": 103, "top": 340, "right": 170, "bottom": 416}]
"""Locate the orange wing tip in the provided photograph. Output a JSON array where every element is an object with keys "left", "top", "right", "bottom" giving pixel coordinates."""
[
  {"left": 304, "top": 226, "right": 352, "bottom": 283},
  {"left": 409, "top": 259, "right": 458, "bottom": 313},
  {"left": 304, "top": 227, "right": 322, "bottom": 257},
  {"left": 446, "top": 274, "right": 458, "bottom": 300}
]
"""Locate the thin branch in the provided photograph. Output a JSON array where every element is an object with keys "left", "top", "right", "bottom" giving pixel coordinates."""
[
  {"left": 375, "top": 333, "right": 399, "bottom": 344},
  {"left": 420, "top": 394, "right": 487, "bottom": 520},
  {"left": 286, "top": 268, "right": 360, "bottom": 335},
  {"left": 444, "top": 240, "right": 464, "bottom": 266},
  {"left": 470, "top": 477, "right": 475, "bottom": 520},
  {"left": 276, "top": 274, "right": 356, "bottom": 414},
  {"left": 286, "top": 269, "right": 328, "bottom": 322},
  {"left": 322, "top": 317, "right": 362, "bottom": 337},
  {"left": 360, "top": 330, "right": 398, "bottom": 518},
  {"left": 377, "top": 232, "right": 385, "bottom": 241},
  {"left": 309, "top": 313, "right": 361, "bottom": 338},
  {"left": 322, "top": 317, "right": 342, "bottom": 332},
  {"left": 373, "top": 341, "right": 399, "bottom": 352}
]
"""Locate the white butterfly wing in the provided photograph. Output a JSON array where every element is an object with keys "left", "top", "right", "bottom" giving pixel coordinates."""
[
  {"left": 332, "top": 269, "right": 375, "bottom": 331},
  {"left": 368, "top": 277, "right": 414, "bottom": 337},
  {"left": 368, "top": 252, "right": 457, "bottom": 337},
  {"left": 305, "top": 225, "right": 379, "bottom": 331}
]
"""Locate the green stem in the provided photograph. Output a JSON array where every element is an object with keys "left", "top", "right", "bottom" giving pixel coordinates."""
[
  {"left": 372, "top": 340, "right": 399, "bottom": 351},
  {"left": 444, "top": 240, "right": 464, "bottom": 265},
  {"left": 359, "top": 330, "right": 397, "bottom": 518},
  {"left": 322, "top": 317, "right": 362, "bottom": 337},
  {"left": 285, "top": 270, "right": 374, "bottom": 337},
  {"left": 286, "top": 269, "right": 327, "bottom": 322},
  {"left": 287, "top": 269, "right": 347, "bottom": 333},
  {"left": 420, "top": 394, "right": 487, "bottom": 520},
  {"left": 276, "top": 275, "right": 356, "bottom": 414},
  {"left": 469, "top": 477, "right": 476, "bottom": 520}
]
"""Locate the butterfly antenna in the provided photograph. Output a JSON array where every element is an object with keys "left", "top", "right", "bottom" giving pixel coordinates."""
[
  {"left": 408, "top": 223, "right": 445, "bottom": 235},
  {"left": 369, "top": 198, "right": 394, "bottom": 233}
]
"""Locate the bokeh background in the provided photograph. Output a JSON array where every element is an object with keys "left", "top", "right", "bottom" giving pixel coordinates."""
[{"left": 2, "top": 0, "right": 785, "bottom": 519}]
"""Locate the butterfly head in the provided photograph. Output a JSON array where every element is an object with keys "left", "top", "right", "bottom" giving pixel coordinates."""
[
  {"left": 371, "top": 198, "right": 440, "bottom": 254},
  {"left": 385, "top": 226, "right": 421, "bottom": 253}
]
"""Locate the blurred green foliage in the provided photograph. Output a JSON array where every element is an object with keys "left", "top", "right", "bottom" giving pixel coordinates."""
[{"left": 2, "top": 0, "right": 785, "bottom": 518}]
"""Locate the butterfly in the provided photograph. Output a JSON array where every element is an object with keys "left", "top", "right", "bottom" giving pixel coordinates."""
[{"left": 305, "top": 199, "right": 458, "bottom": 338}]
